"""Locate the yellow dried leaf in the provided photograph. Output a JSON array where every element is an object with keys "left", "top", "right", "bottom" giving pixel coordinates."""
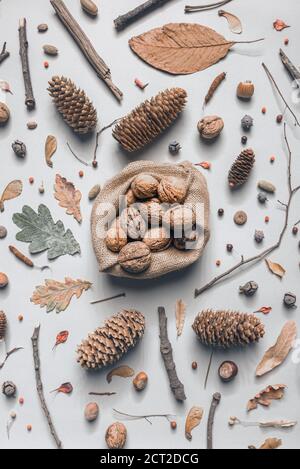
[
  {"left": 0, "top": 180, "right": 23, "bottom": 212},
  {"left": 185, "top": 406, "right": 204, "bottom": 441},
  {"left": 256, "top": 321, "right": 297, "bottom": 377},
  {"left": 265, "top": 259, "right": 286, "bottom": 278},
  {"left": 247, "top": 384, "right": 286, "bottom": 412},
  {"left": 54, "top": 174, "right": 82, "bottom": 223},
  {"left": 175, "top": 299, "right": 186, "bottom": 337},
  {"left": 106, "top": 365, "right": 135, "bottom": 384},
  {"left": 45, "top": 135, "right": 57, "bottom": 167}
]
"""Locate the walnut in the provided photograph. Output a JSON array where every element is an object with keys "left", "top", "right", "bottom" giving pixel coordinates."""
[
  {"left": 174, "top": 226, "right": 201, "bottom": 250},
  {"left": 197, "top": 115, "right": 224, "bottom": 139},
  {"left": 143, "top": 227, "right": 171, "bottom": 252},
  {"left": 158, "top": 176, "right": 187, "bottom": 204},
  {"left": 118, "top": 241, "right": 151, "bottom": 273},
  {"left": 139, "top": 199, "right": 165, "bottom": 226},
  {"left": 125, "top": 188, "right": 137, "bottom": 206},
  {"left": 0, "top": 102, "right": 10, "bottom": 125},
  {"left": 131, "top": 173, "right": 159, "bottom": 199},
  {"left": 105, "top": 220, "right": 127, "bottom": 252},
  {"left": 163, "top": 205, "right": 196, "bottom": 233},
  {"left": 120, "top": 207, "right": 147, "bottom": 240},
  {"left": 105, "top": 422, "right": 127, "bottom": 449}
]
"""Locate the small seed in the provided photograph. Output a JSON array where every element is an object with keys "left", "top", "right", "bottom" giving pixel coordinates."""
[
  {"left": 191, "top": 361, "right": 198, "bottom": 370},
  {"left": 257, "top": 180, "right": 276, "bottom": 193},
  {"left": 254, "top": 229, "right": 264, "bottom": 243},
  {"left": 265, "top": 215, "right": 270, "bottom": 223},
  {"left": 26, "top": 424, "right": 32, "bottom": 432},
  {"left": 27, "top": 121, "right": 37, "bottom": 130},
  {"left": 37, "top": 23, "right": 48, "bottom": 32},
  {"left": 241, "top": 135, "right": 247, "bottom": 145},
  {"left": 80, "top": 0, "right": 98, "bottom": 16},
  {"left": 226, "top": 243, "right": 233, "bottom": 252},
  {"left": 79, "top": 170, "right": 84, "bottom": 178},
  {"left": 292, "top": 226, "right": 298, "bottom": 235},
  {"left": 234, "top": 210, "right": 247, "bottom": 226},
  {"left": 168, "top": 141, "right": 181, "bottom": 155},
  {"left": 170, "top": 421, "right": 177, "bottom": 430},
  {"left": 18, "top": 314, "right": 24, "bottom": 322},
  {"left": 261, "top": 106, "right": 266, "bottom": 114},
  {"left": 0, "top": 226, "right": 7, "bottom": 239},
  {"left": 283, "top": 292, "right": 296, "bottom": 308},
  {"left": 218, "top": 208, "right": 224, "bottom": 217},
  {"left": 276, "top": 114, "right": 283, "bottom": 124},
  {"left": 84, "top": 402, "right": 99, "bottom": 422},
  {"left": 43, "top": 44, "right": 58, "bottom": 56},
  {"left": 29, "top": 176, "right": 34, "bottom": 184},
  {"left": 133, "top": 371, "right": 148, "bottom": 391},
  {"left": 44, "top": 61, "right": 49, "bottom": 69},
  {"left": 216, "top": 260, "right": 221, "bottom": 267}
]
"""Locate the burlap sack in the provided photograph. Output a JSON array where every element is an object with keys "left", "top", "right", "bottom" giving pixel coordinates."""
[{"left": 91, "top": 160, "right": 210, "bottom": 279}]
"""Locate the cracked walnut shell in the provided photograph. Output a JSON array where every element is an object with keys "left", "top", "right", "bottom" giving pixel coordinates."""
[
  {"left": 131, "top": 173, "right": 159, "bottom": 199},
  {"left": 118, "top": 241, "right": 151, "bottom": 273},
  {"left": 143, "top": 227, "right": 171, "bottom": 252},
  {"left": 158, "top": 176, "right": 187, "bottom": 204},
  {"left": 105, "top": 220, "right": 127, "bottom": 252},
  {"left": 120, "top": 207, "right": 147, "bottom": 240},
  {"left": 197, "top": 115, "right": 224, "bottom": 140}
]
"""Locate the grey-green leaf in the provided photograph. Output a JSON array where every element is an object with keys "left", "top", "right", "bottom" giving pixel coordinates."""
[{"left": 12, "top": 204, "right": 80, "bottom": 260}]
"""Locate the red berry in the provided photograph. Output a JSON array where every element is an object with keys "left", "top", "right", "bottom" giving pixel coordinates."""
[
  {"left": 265, "top": 216, "right": 270, "bottom": 223},
  {"left": 284, "top": 38, "right": 289, "bottom": 45},
  {"left": 19, "top": 397, "right": 24, "bottom": 405},
  {"left": 270, "top": 155, "right": 275, "bottom": 163},
  {"left": 29, "top": 177, "right": 34, "bottom": 184},
  {"left": 79, "top": 170, "right": 84, "bottom": 178},
  {"left": 191, "top": 361, "right": 198, "bottom": 370},
  {"left": 170, "top": 421, "right": 177, "bottom": 430},
  {"left": 261, "top": 106, "right": 266, "bottom": 114},
  {"left": 27, "top": 424, "right": 32, "bottom": 432},
  {"left": 18, "top": 314, "right": 23, "bottom": 322},
  {"left": 44, "top": 61, "right": 49, "bottom": 69},
  {"left": 276, "top": 114, "right": 283, "bottom": 124},
  {"left": 292, "top": 226, "right": 298, "bottom": 235},
  {"left": 216, "top": 260, "right": 221, "bottom": 267},
  {"left": 92, "top": 160, "right": 98, "bottom": 168}
]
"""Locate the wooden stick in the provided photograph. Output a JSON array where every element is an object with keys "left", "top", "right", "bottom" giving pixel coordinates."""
[
  {"left": 207, "top": 392, "right": 221, "bottom": 449},
  {"left": 31, "top": 326, "right": 62, "bottom": 449},
  {"left": 158, "top": 307, "right": 186, "bottom": 402},
  {"left": 50, "top": 0, "right": 123, "bottom": 101},
  {"left": 90, "top": 292, "right": 126, "bottom": 305},
  {"left": 185, "top": 0, "right": 233, "bottom": 13},
  {"left": 279, "top": 49, "right": 300, "bottom": 83},
  {"left": 18, "top": 19, "right": 35, "bottom": 109},
  {"left": 114, "top": 0, "right": 174, "bottom": 31},
  {"left": 0, "top": 42, "right": 9, "bottom": 65}
]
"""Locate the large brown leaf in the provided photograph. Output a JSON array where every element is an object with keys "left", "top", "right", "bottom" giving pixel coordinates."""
[
  {"left": 256, "top": 321, "right": 297, "bottom": 377},
  {"left": 129, "top": 23, "right": 262, "bottom": 75},
  {"left": 54, "top": 174, "right": 82, "bottom": 223}
]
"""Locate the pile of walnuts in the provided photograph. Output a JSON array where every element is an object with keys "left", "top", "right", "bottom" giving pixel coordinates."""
[{"left": 105, "top": 173, "right": 200, "bottom": 274}]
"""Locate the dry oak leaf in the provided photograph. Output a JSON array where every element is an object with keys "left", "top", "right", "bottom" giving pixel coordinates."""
[
  {"left": 249, "top": 437, "right": 282, "bottom": 450},
  {"left": 218, "top": 10, "right": 242, "bottom": 34},
  {"left": 265, "top": 259, "right": 286, "bottom": 278},
  {"left": 54, "top": 174, "right": 82, "bottom": 223},
  {"left": 30, "top": 277, "right": 92, "bottom": 313},
  {"left": 0, "top": 180, "right": 23, "bottom": 212},
  {"left": 175, "top": 299, "right": 186, "bottom": 337},
  {"left": 106, "top": 365, "right": 135, "bottom": 384},
  {"left": 45, "top": 135, "right": 57, "bottom": 168},
  {"left": 256, "top": 321, "right": 297, "bottom": 377},
  {"left": 185, "top": 406, "right": 204, "bottom": 441},
  {"left": 247, "top": 384, "right": 286, "bottom": 412},
  {"left": 129, "top": 23, "right": 263, "bottom": 75},
  {"left": 273, "top": 19, "right": 290, "bottom": 31}
]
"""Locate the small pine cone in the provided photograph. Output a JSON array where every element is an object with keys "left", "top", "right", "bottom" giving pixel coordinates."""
[
  {"left": 192, "top": 310, "right": 265, "bottom": 348},
  {"left": 48, "top": 76, "right": 97, "bottom": 134},
  {"left": 228, "top": 149, "right": 255, "bottom": 188},
  {"left": 77, "top": 310, "right": 145, "bottom": 369},
  {"left": 113, "top": 88, "right": 187, "bottom": 152},
  {"left": 0, "top": 311, "right": 7, "bottom": 340}
]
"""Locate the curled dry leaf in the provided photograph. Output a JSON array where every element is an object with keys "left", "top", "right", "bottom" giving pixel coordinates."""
[
  {"left": 0, "top": 180, "right": 23, "bottom": 212},
  {"left": 249, "top": 438, "right": 282, "bottom": 450},
  {"left": 218, "top": 10, "right": 242, "bottom": 34},
  {"left": 45, "top": 135, "right": 57, "bottom": 168},
  {"left": 31, "top": 277, "right": 92, "bottom": 313},
  {"left": 255, "top": 306, "right": 272, "bottom": 315},
  {"left": 273, "top": 19, "right": 290, "bottom": 31},
  {"left": 53, "top": 330, "right": 69, "bottom": 349},
  {"left": 175, "top": 299, "right": 186, "bottom": 337},
  {"left": 265, "top": 259, "right": 286, "bottom": 278},
  {"left": 0, "top": 80, "right": 13, "bottom": 94},
  {"left": 54, "top": 174, "right": 82, "bottom": 223},
  {"left": 247, "top": 384, "right": 286, "bottom": 412},
  {"left": 185, "top": 406, "right": 204, "bottom": 441},
  {"left": 256, "top": 321, "right": 297, "bottom": 377},
  {"left": 106, "top": 365, "right": 135, "bottom": 384},
  {"left": 50, "top": 382, "right": 73, "bottom": 394}
]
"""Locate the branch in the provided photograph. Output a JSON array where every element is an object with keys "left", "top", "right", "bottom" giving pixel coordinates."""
[
  {"left": 18, "top": 18, "right": 36, "bottom": 109},
  {"left": 195, "top": 123, "right": 299, "bottom": 297},
  {"left": 113, "top": 408, "right": 174, "bottom": 425},
  {"left": 114, "top": 0, "right": 174, "bottom": 31},
  {"left": 31, "top": 325, "right": 62, "bottom": 449},
  {"left": 279, "top": 49, "right": 300, "bottom": 82},
  {"left": 0, "top": 347, "right": 23, "bottom": 370},
  {"left": 207, "top": 392, "right": 221, "bottom": 450},
  {"left": 0, "top": 42, "right": 10, "bottom": 65},
  {"left": 185, "top": 0, "right": 233, "bottom": 13}
]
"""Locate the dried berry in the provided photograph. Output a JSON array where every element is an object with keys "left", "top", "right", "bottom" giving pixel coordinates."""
[
  {"left": 284, "top": 38, "right": 289, "bottom": 45},
  {"left": 44, "top": 61, "right": 49, "bottom": 69},
  {"left": 218, "top": 208, "right": 224, "bottom": 217},
  {"left": 233, "top": 210, "right": 247, "bottom": 226},
  {"left": 270, "top": 155, "right": 275, "bottom": 163},
  {"left": 105, "top": 422, "right": 127, "bottom": 449},
  {"left": 218, "top": 361, "right": 238, "bottom": 382},
  {"left": 84, "top": 402, "right": 99, "bottom": 422},
  {"left": 0, "top": 226, "right": 7, "bottom": 239},
  {"left": 265, "top": 215, "right": 270, "bottom": 223},
  {"left": 10, "top": 411, "right": 17, "bottom": 419},
  {"left": 133, "top": 371, "right": 148, "bottom": 391},
  {"left": 170, "top": 421, "right": 177, "bottom": 430},
  {"left": 19, "top": 397, "right": 24, "bottom": 405},
  {"left": 168, "top": 141, "right": 181, "bottom": 154},
  {"left": 29, "top": 176, "right": 34, "bottom": 184},
  {"left": 12, "top": 140, "right": 26, "bottom": 158},
  {"left": 38, "top": 183, "right": 45, "bottom": 194},
  {"left": 191, "top": 361, "right": 198, "bottom": 370},
  {"left": 18, "top": 314, "right": 24, "bottom": 322},
  {"left": 26, "top": 424, "right": 32, "bottom": 432},
  {"left": 79, "top": 170, "right": 84, "bottom": 178},
  {"left": 241, "top": 135, "right": 247, "bottom": 145},
  {"left": 241, "top": 115, "right": 253, "bottom": 131},
  {"left": 257, "top": 192, "right": 268, "bottom": 204},
  {"left": 216, "top": 260, "right": 221, "bottom": 266},
  {"left": 283, "top": 292, "right": 297, "bottom": 308},
  {"left": 239, "top": 281, "right": 258, "bottom": 296},
  {"left": 261, "top": 107, "right": 266, "bottom": 114},
  {"left": 0, "top": 272, "right": 9, "bottom": 288},
  {"left": 276, "top": 114, "right": 283, "bottom": 124},
  {"left": 92, "top": 160, "right": 98, "bottom": 168},
  {"left": 292, "top": 226, "right": 298, "bottom": 235},
  {"left": 226, "top": 243, "right": 233, "bottom": 252},
  {"left": 2, "top": 381, "right": 17, "bottom": 398},
  {"left": 254, "top": 229, "right": 265, "bottom": 243}
]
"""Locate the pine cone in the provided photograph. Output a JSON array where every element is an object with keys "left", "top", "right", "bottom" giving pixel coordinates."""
[
  {"left": 48, "top": 76, "right": 97, "bottom": 134},
  {"left": 0, "top": 311, "right": 7, "bottom": 340},
  {"left": 113, "top": 88, "right": 187, "bottom": 152},
  {"left": 228, "top": 149, "right": 255, "bottom": 188},
  {"left": 192, "top": 310, "right": 265, "bottom": 348},
  {"left": 77, "top": 310, "right": 145, "bottom": 369}
]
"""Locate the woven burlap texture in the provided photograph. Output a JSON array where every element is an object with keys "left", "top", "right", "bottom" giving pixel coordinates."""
[{"left": 91, "top": 160, "right": 210, "bottom": 279}]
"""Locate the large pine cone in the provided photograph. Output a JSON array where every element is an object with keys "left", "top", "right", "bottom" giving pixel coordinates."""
[
  {"left": 192, "top": 310, "right": 265, "bottom": 348},
  {"left": 228, "top": 148, "right": 255, "bottom": 188},
  {"left": 48, "top": 76, "right": 97, "bottom": 134},
  {"left": 113, "top": 88, "right": 187, "bottom": 152},
  {"left": 0, "top": 311, "right": 7, "bottom": 340},
  {"left": 77, "top": 310, "right": 145, "bottom": 369}
]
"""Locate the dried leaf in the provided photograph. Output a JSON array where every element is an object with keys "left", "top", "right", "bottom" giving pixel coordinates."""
[
  {"left": 175, "top": 299, "right": 186, "bottom": 337},
  {"left": 12, "top": 204, "right": 81, "bottom": 260},
  {"left": 265, "top": 259, "right": 286, "bottom": 278},
  {"left": 273, "top": 19, "right": 290, "bottom": 31},
  {"left": 185, "top": 406, "right": 204, "bottom": 441},
  {"left": 50, "top": 382, "right": 73, "bottom": 394},
  {"left": 53, "top": 330, "right": 69, "bottom": 349},
  {"left": 218, "top": 9, "right": 242, "bottom": 34},
  {"left": 106, "top": 365, "right": 135, "bottom": 384},
  {"left": 0, "top": 180, "right": 23, "bottom": 212},
  {"left": 256, "top": 321, "right": 297, "bottom": 377},
  {"left": 0, "top": 80, "right": 13, "bottom": 94},
  {"left": 259, "top": 438, "right": 282, "bottom": 449},
  {"left": 247, "top": 384, "right": 286, "bottom": 412},
  {"left": 255, "top": 306, "right": 272, "bottom": 315},
  {"left": 45, "top": 135, "right": 57, "bottom": 168},
  {"left": 54, "top": 174, "right": 82, "bottom": 223},
  {"left": 31, "top": 277, "right": 92, "bottom": 313},
  {"left": 195, "top": 161, "right": 211, "bottom": 169}
]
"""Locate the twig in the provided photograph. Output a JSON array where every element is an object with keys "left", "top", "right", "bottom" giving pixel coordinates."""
[
  {"left": 204, "top": 350, "right": 214, "bottom": 389},
  {"left": 89, "top": 392, "right": 117, "bottom": 396},
  {"left": 90, "top": 293, "right": 126, "bottom": 305},
  {"left": 0, "top": 42, "right": 9, "bottom": 65},
  {"left": 229, "top": 416, "right": 297, "bottom": 429},
  {"left": 31, "top": 325, "right": 62, "bottom": 449},
  {"left": 113, "top": 408, "right": 174, "bottom": 425},
  {"left": 203, "top": 72, "right": 226, "bottom": 108},
  {"left": 195, "top": 123, "right": 300, "bottom": 297},
  {"left": 66, "top": 143, "right": 89, "bottom": 166},
  {"left": 262, "top": 62, "right": 300, "bottom": 127},
  {"left": 114, "top": 0, "right": 174, "bottom": 31},
  {"left": 50, "top": 0, "right": 123, "bottom": 101},
  {"left": 0, "top": 347, "right": 23, "bottom": 370},
  {"left": 185, "top": 0, "right": 233, "bottom": 13},
  {"left": 158, "top": 307, "right": 186, "bottom": 402},
  {"left": 279, "top": 49, "right": 300, "bottom": 83},
  {"left": 18, "top": 18, "right": 35, "bottom": 109},
  {"left": 294, "top": 219, "right": 300, "bottom": 226},
  {"left": 207, "top": 392, "right": 221, "bottom": 449}
]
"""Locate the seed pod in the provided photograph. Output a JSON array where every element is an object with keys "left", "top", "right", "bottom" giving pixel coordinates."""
[
  {"left": 241, "top": 114, "right": 253, "bottom": 130},
  {"left": 239, "top": 281, "right": 258, "bottom": 296},
  {"left": 257, "top": 180, "right": 276, "bottom": 193},
  {"left": 12, "top": 140, "right": 27, "bottom": 158},
  {"left": 133, "top": 371, "right": 148, "bottom": 391},
  {"left": 105, "top": 422, "right": 127, "bottom": 449},
  {"left": 254, "top": 230, "right": 264, "bottom": 243},
  {"left": 218, "top": 361, "right": 238, "bottom": 382},
  {"left": 84, "top": 402, "right": 99, "bottom": 422},
  {"left": 88, "top": 184, "right": 101, "bottom": 200},
  {"left": 2, "top": 381, "right": 17, "bottom": 398},
  {"left": 43, "top": 44, "right": 58, "bottom": 56},
  {"left": 283, "top": 292, "right": 297, "bottom": 308},
  {"left": 257, "top": 192, "right": 268, "bottom": 204},
  {"left": 80, "top": 0, "right": 98, "bottom": 16}
]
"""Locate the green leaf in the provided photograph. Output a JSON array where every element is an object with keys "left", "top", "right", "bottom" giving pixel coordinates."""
[{"left": 12, "top": 204, "right": 81, "bottom": 260}]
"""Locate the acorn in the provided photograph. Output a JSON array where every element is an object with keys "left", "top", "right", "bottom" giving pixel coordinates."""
[
  {"left": 133, "top": 371, "right": 148, "bottom": 391},
  {"left": 218, "top": 361, "right": 238, "bottom": 382},
  {"left": 237, "top": 81, "right": 255, "bottom": 100}
]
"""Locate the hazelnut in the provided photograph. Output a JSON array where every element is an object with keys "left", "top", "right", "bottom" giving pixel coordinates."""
[
  {"left": 163, "top": 205, "right": 196, "bottom": 233},
  {"left": 131, "top": 173, "right": 159, "bottom": 199},
  {"left": 118, "top": 241, "right": 151, "bottom": 274},
  {"left": 84, "top": 402, "right": 99, "bottom": 422},
  {"left": 158, "top": 176, "right": 187, "bottom": 204},
  {"left": 120, "top": 207, "right": 147, "bottom": 240},
  {"left": 236, "top": 81, "right": 255, "bottom": 99},
  {"left": 173, "top": 227, "right": 200, "bottom": 250},
  {"left": 140, "top": 199, "right": 164, "bottom": 226},
  {"left": 0, "top": 272, "right": 9, "bottom": 288},
  {"left": 133, "top": 371, "right": 148, "bottom": 391},
  {"left": 197, "top": 115, "right": 224, "bottom": 139},
  {"left": 0, "top": 102, "right": 10, "bottom": 125},
  {"left": 105, "top": 422, "right": 127, "bottom": 449},
  {"left": 143, "top": 227, "right": 171, "bottom": 252},
  {"left": 105, "top": 220, "right": 127, "bottom": 252},
  {"left": 125, "top": 188, "right": 137, "bottom": 206}
]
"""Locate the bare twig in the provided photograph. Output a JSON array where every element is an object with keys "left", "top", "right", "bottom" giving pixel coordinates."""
[
  {"left": 113, "top": 408, "right": 175, "bottom": 425},
  {"left": 66, "top": 143, "right": 89, "bottom": 166},
  {"left": 207, "top": 392, "right": 221, "bottom": 449},
  {"left": 90, "top": 293, "right": 126, "bottom": 305},
  {"left": 0, "top": 42, "right": 9, "bottom": 65},
  {"left": 0, "top": 347, "right": 23, "bottom": 370},
  {"left": 31, "top": 325, "right": 62, "bottom": 449},
  {"left": 114, "top": 0, "right": 174, "bottom": 31},
  {"left": 195, "top": 123, "right": 300, "bottom": 297},
  {"left": 89, "top": 392, "right": 117, "bottom": 396},
  {"left": 19, "top": 18, "right": 35, "bottom": 109},
  {"left": 204, "top": 350, "right": 214, "bottom": 389},
  {"left": 185, "top": 0, "right": 233, "bottom": 13},
  {"left": 279, "top": 49, "right": 300, "bottom": 83}
]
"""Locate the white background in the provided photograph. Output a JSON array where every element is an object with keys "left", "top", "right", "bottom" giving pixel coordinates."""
[{"left": 0, "top": 0, "right": 300, "bottom": 450}]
